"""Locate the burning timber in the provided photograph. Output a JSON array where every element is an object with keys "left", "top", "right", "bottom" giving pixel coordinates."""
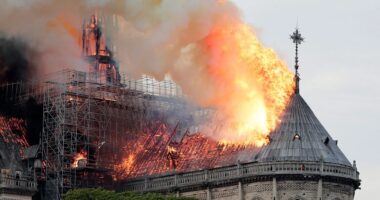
[
  {"left": 0, "top": 67, "right": 361, "bottom": 200},
  {"left": 1, "top": 68, "right": 255, "bottom": 198},
  {"left": 2, "top": 14, "right": 246, "bottom": 199}
]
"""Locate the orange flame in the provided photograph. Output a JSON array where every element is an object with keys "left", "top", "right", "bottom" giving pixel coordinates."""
[
  {"left": 167, "top": 146, "right": 177, "bottom": 154},
  {"left": 201, "top": 23, "right": 294, "bottom": 146},
  {"left": 72, "top": 149, "right": 88, "bottom": 168},
  {"left": 117, "top": 154, "right": 136, "bottom": 174}
]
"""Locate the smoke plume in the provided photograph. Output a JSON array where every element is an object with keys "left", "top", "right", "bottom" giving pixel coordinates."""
[
  {"left": 0, "top": 37, "right": 35, "bottom": 83},
  {"left": 0, "top": 0, "right": 295, "bottom": 145}
]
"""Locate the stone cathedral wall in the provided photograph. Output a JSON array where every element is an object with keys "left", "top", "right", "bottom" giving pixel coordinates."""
[{"left": 180, "top": 180, "right": 354, "bottom": 200}]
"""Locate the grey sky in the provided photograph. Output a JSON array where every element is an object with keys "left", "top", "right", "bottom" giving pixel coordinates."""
[{"left": 233, "top": 0, "right": 380, "bottom": 199}]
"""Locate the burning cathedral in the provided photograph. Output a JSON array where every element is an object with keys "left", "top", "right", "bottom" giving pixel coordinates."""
[
  {"left": 118, "top": 29, "right": 361, "bottom": 200},
  {"left": 0, "top": 14, "right": 360, "bottom": 200}
]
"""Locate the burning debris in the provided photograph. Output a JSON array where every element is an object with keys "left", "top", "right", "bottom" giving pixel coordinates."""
[
  {"left": 114, "top": 121, "right": 259, "bottom": 179},
  {"left": 72, "top": 150, "right": 88, "bottom": 169}
]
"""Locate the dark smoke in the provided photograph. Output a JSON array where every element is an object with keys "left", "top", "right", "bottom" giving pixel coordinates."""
[
  {"left": 0, "top": 36, "right": 36, "bottom": 84},
  {"left": 0, "top": 36, "right": 41, "bottom": 145},
  {"left": 24, "top": 98, "right": 43, "bottom": 145},
  {"left": 0, "top": 96, "right": 43, "bottom": 146}
]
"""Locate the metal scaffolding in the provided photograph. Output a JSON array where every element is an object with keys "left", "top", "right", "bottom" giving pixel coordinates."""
[
  {"left": 0, "top": 67, "right": 208, "bottom": 199},
  {"left": 39, "top": 69, "right": 193, "bottom": 199},
  {"left": 0, "top": 14, "right": 210, "bottom": 200}
]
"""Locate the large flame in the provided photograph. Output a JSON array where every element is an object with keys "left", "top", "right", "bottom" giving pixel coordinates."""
[{"left": 200, "top": 23, "right": 294, "bottom": 146}]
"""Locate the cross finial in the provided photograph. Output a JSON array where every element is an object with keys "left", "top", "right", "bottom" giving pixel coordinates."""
[{"left": 290, "top": 27, "right": 304, "bottom": 94}]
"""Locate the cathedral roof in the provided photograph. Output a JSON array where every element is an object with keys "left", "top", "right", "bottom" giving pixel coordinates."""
[
  {"left": 0, "top": 117, "right": 27, "bottom": 171},
  {"left": 254, "top": 93, "right": 352, "bottom": 166}
]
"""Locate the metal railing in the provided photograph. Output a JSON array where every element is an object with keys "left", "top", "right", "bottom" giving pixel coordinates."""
[{"left": 120, "top": 161, "right": 359, "bottom": 192}]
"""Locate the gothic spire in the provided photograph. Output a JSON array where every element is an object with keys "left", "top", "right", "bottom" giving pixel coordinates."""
[{"left": 290, "top": 28, "right": 304, "bottom": 94}]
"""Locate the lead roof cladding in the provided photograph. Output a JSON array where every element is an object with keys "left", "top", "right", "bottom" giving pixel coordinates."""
[{"left": 254, "top": 93, "right": 352, "bottom": 167}]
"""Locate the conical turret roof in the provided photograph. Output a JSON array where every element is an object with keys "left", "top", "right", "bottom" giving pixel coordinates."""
[{"left": 255, "top": 93, "right": 352, "bottom": 167}]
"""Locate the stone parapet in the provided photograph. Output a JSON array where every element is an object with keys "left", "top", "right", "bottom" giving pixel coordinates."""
[
  {"left": 119, "top": 161, "right": 360, "bottom": 193},
  {"left": 0, "top": 174, "right": 37, "bottom": 192}
]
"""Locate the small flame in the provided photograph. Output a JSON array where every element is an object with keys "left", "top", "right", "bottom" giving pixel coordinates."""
[
  {"left": 72, "top": 150, "right": 87, "bottom": 168},
  {"left": 167, "top": 146, "right": 177, "bottom": 154}
]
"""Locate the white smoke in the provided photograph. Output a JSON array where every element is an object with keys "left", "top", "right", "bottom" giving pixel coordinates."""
[
  {"left": 111, "top": 0, "right": 242, "bottom": 105},
  {"left": 0, "top": 0, "right": 240, "bottom": 103}
]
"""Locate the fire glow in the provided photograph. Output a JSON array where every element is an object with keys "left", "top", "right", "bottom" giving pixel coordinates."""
[
  {"left": 114, "top": 123, "right": 252, "bottom": 179},
  {"left": 200, "top": 24, "right": 295, "bottom": 146},
  {"left": 52, "top": 1, "right": 294, "bottom": 146},
  {"left": 72, "top": 150, "right": 88, "bottom": 168}
]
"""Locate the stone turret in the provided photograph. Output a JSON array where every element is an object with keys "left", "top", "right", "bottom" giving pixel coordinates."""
[{"left": 243, "top": 92, "right": 361, "bottom": 200}]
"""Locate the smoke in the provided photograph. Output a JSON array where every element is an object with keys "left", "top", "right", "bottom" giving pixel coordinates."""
[
  {"left": 0, "top": 36, "right": 43, "bottom": 146},
  {"left": 0, "top": 0, "right": 90, "bottom": 77},
  {"left": 0, "top": 37, "right": 36, "bottom": 83},
  {"left": 111, "top": 0, "right": 242, "bottom": 99},
  {"left": 110, "top": 1, "right": 294, "bottom": 145},
  {"left": 0, "top": 0, "right": 294, "bottom": 145},
  {"left": 0, "top": 0, "right": 240, "bottom": 88}
]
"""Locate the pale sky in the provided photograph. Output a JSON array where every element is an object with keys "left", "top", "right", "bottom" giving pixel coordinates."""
[{"left": 233, "top": 0, "right": 380, "bottom": 199}]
